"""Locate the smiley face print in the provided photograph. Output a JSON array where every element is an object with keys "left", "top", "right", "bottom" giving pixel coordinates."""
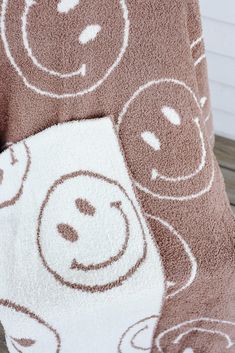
[
  {"left": 37, "top": 171, "right": 147, "bottom": 292},
  {"left": 0, "top": 142, "right": 31, "bottom": 209},
  {"left": 146, "top": 214, "right": 197, "bottom": 299},
  {"left": 118, "top": 79, "right": 214, "bottom": 201},
  {"left": 191, "top": 35, "right": 214, "bottom": 144},
  {"left": 1, "top": 0, "right": 129, "bottom": 98},
  {"left": 195, "top": 55, "right": 214, "bottom": 143},
  {"left": 118, "top": 316, "right": 159, "bottom": 353},
  {"left": 155, "top": 318, "right": 235, "bottom": 353},
  {"left": 0, "top": 300, "right": 60, "bottom": 353}
]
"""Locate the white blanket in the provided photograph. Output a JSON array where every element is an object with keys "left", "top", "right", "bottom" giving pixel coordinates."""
[{"left": 0, "top": 117, "right": 165, "bottom": 353}]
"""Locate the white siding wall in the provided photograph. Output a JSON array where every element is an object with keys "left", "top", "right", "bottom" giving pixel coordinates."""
[{"left": 200, "top": 0, "right": 235, "bottom": 140}]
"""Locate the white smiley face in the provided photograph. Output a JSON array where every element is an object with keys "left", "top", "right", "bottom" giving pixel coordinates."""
[
  {"left": 118, "top": 79, "right": 214, "bottom": 201},
  {"left": 0, "top": 300, "right": 60, "bottom": 353},
  {"left": 37, "top": 171, "right": 147, "bottom": 292},
  {"left": 1, "top": 0, "right": 129, "bottom": 98},
  {"left": 0, "top": 142, "right": 31, "bottom": 209}
]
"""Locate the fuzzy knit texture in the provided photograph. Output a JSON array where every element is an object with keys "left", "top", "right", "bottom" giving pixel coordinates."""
[{"left": 0, "top": 1, "right": 235, "bottom": 353}]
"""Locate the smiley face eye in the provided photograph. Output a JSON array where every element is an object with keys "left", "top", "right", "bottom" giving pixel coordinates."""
[
  {"left": 110, "top": 200, "right": 122, "bottom": 209},
  {"left": 141, "top": 131, "right": 161, "bottom": 151},
  {"left": 57, "top": 223, "right": 79, "bottom": 242},
  {"left": 57, "top": 0, "right": 80, "bottom": 13},
  {"left": 11, "top": 337, "right": 36, "bottom": 347},
  {"left": 200, "top": 96, "right": 207, "bottom": 108},
  {"left": 75, "top": 198, "right": 96, "bottom": 216},
  {"left": 79, "top": 25, "right": 101, "bottom": 45},
  {"left": 161, "top": 106, "right": 181, "bottom": 125}
]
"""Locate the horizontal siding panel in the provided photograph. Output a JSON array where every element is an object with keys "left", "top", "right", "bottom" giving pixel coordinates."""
[
  {"left": 212, "top": 109, "right": 235, "bottom": 140},
  {"left": 220, "top": 167, "right": 235, "bottom": 205},
  {"left": 202, "top": 17, "right": 235, "bottom": 58},
  {"left": 200, "top": 0, "right": 235, "bottom": 24},
  {"left": 206, "top": 51, "right": 235, "bottom": 87},
  {"left": 210, "top": 80, "right": 235, "bottom": 114},
  {"left": 214, "top": 135, "right": 235, "bottom": 170}
]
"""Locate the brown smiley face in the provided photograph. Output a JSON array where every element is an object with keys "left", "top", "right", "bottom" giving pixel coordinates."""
[
  {"left": 0, "top": 142, "right": 31, "bottom": 209},
  {"left": 0, "top": 300, "right": 60, "bottom": 353},
  {"left": 118, "top": 79, "right": 214, "bottom": 201},
  {"left": 37, "top": 171, "right": 147, "bottom": 292},
  {"left": 1, "top": 0, "right": 129, "bottom": 98}
]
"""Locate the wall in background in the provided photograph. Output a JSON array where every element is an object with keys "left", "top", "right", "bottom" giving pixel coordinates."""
[{"left": 200, "top": 0, "right": 235, "bottom": 140}]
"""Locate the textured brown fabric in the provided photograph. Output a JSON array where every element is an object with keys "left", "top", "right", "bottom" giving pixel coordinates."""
[
  {"left": 0, "top": 1, "right": 234, "bottom": 352},
  {"left": 0, "top": 0, "right": 214, "bottom": 145}
]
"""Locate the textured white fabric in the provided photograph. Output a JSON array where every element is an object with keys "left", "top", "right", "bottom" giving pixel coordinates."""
[{"left": 0, "top": 117, "right": 165, "bottom": 353}]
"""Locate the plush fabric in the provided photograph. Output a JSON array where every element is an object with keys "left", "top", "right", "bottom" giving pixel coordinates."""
[
  {"left": 0, "top": 1, "right": 234, "bottom": 353},
  {"left": 0, "top": 118, "right": 166, "bottom": 353}
]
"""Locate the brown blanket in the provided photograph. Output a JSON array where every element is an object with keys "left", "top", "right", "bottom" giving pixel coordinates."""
[{"left": 0, "top": 1, "right": 235, "bottom": 352}]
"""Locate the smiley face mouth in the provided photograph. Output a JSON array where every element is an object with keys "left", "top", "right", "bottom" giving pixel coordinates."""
[{"left": 70, "top": 200, "right": 130, "bottom": 271}]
